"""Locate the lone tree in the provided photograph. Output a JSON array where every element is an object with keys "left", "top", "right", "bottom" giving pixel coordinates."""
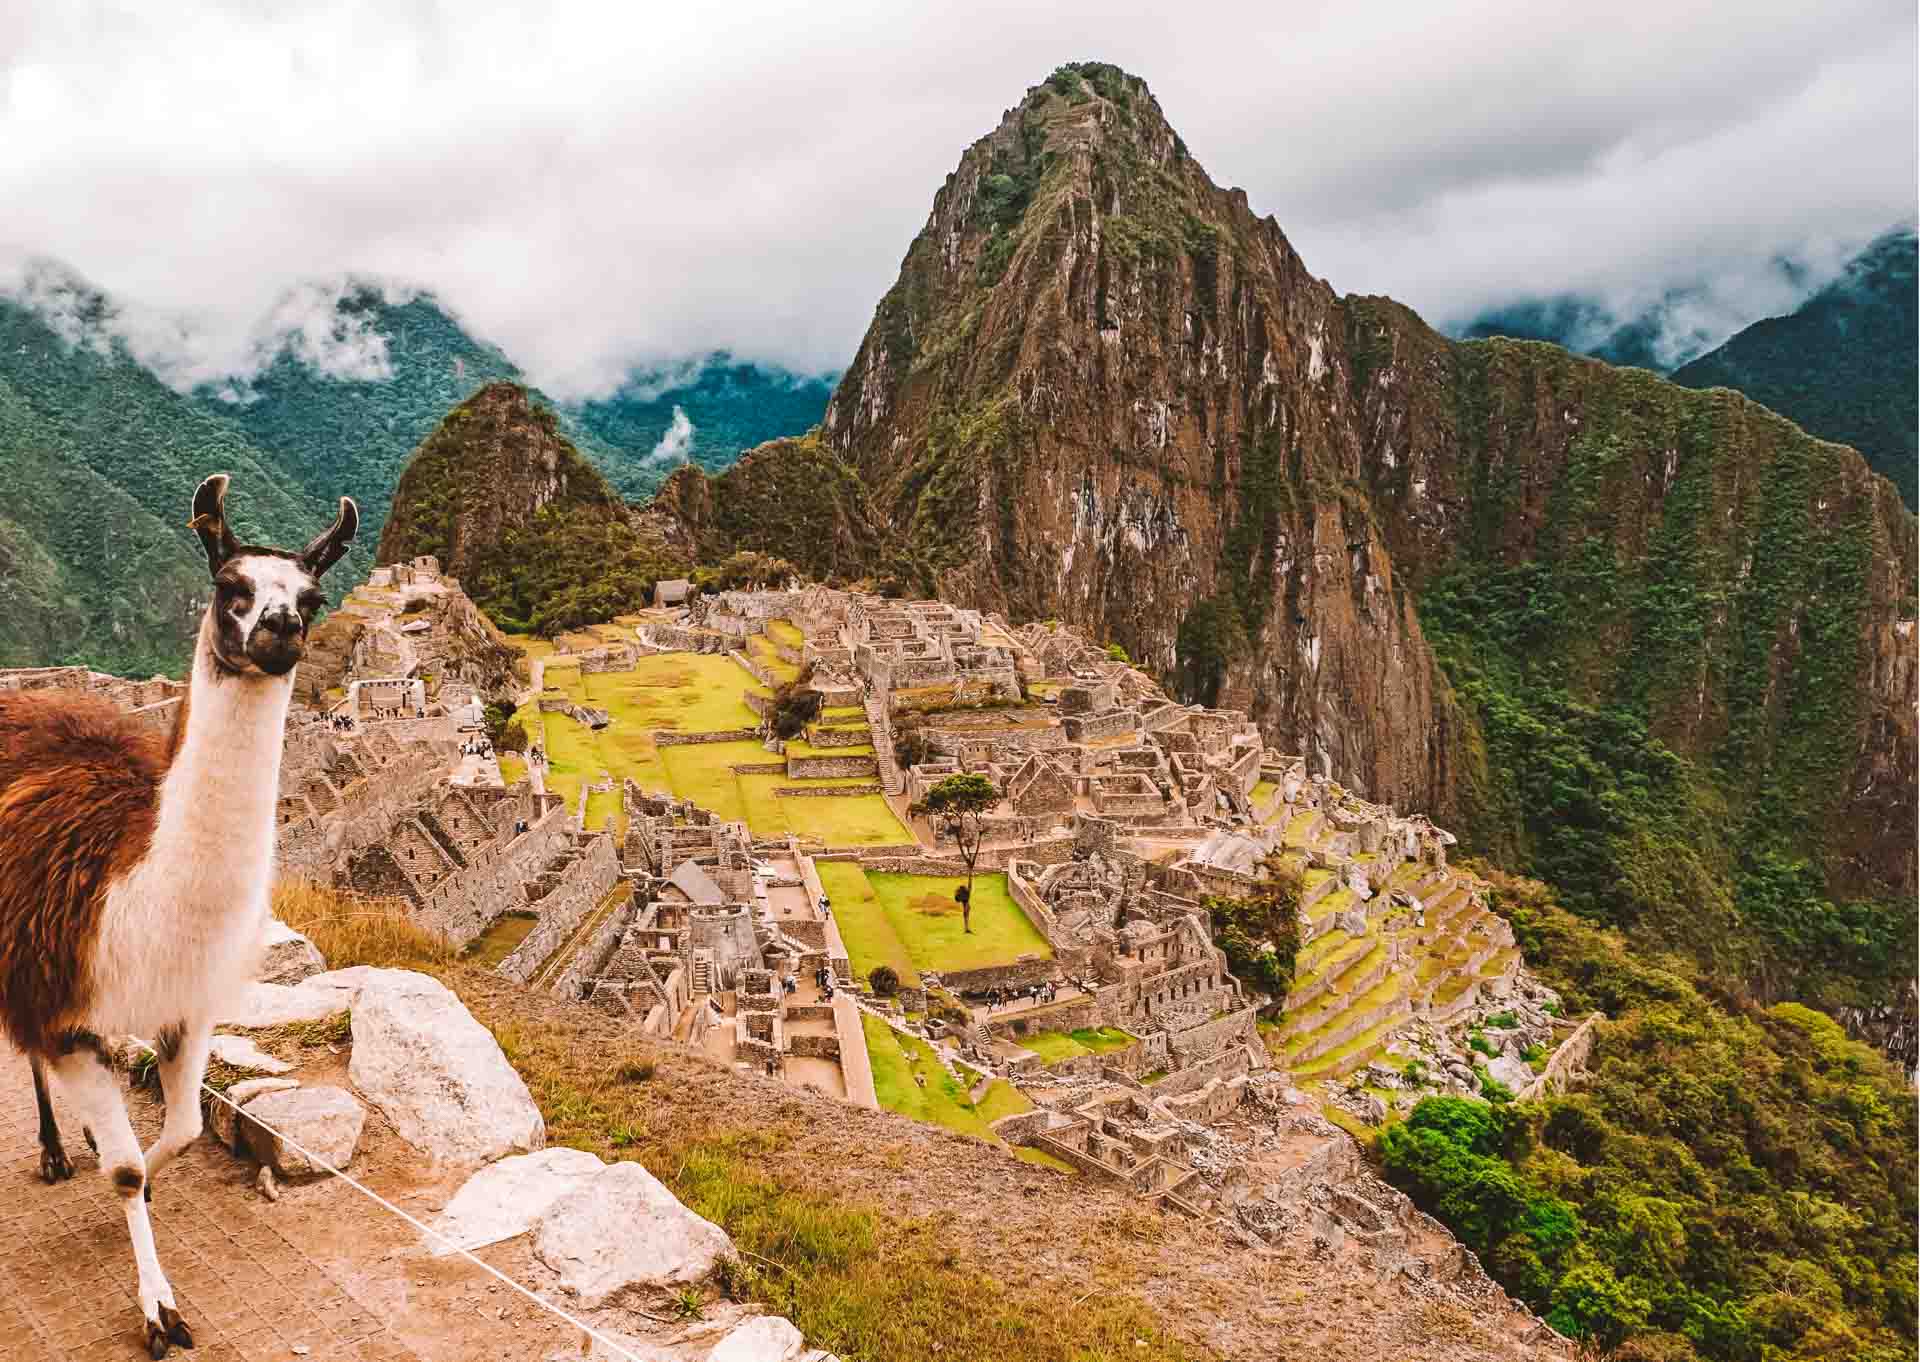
[{"left": 911, "top": 772, "right": 1000, "bottom": 933}]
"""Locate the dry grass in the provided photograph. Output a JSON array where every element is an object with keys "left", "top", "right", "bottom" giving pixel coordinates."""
[
  {"left": 461, "top": 978, "right": 1197, "bottom": 1362},
  {"left": 271, "top": 879, "right": 453, "bottom": 970}
]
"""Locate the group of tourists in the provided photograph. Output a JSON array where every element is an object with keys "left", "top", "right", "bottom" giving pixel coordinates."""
[
  {"left": 982, "top": 981, "right": 1058, "bottom": 1012},
  {"left": 461, "top": 737, "right": 494, "bottom": 760},
  {"left": 328, "top": 713, "right": 357, "bottom": 732}
]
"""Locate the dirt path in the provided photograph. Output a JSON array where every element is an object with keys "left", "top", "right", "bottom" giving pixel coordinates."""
[{"left": 0, "top": 1041, "right": 674, "bottom": 1362}]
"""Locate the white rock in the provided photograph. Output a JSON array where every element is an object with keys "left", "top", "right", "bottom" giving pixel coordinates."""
[
  {"left": 429, "top": 1147, "right": 607, "bottom": 1257},
  {"left": 210, "top": 1033, "right": 294, "bottom": 1075},
  {"left": 259, "top": 917, "right": 326, "bottom": 984},
  {"left": 533, "top": 1161, "right": 734, "bottom": 1307},
  {"left": 1486, "top": 1054, "right": 1533, "bottom": 1093},
  {"left": 347, "top": 969, "right": 544, "bottom": 1170},
  {"left": 209, "top": 1077, "right": 300, "bottom": 1149},
  {"left": 221, "top": 967, "right": 372, "bottom": 1029},
  {"left": 708, "top": 1316, "right": 805, "bottom": 1362},
  {"left": 242, "top": 1084, "right": 366, "bottom": 1179}
]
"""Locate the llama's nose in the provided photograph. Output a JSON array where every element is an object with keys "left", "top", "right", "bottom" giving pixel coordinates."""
[{"left": 259, "top": 606, "right": 301, "bottom": 639}]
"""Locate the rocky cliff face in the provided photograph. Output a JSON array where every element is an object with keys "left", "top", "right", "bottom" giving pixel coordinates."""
[{"left": 654, "top": 64, "right": 1916, "bottom": 999}]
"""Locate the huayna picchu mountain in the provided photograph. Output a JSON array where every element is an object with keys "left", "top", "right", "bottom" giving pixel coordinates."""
[{"left": 651, "top": 62, "right": 1917, "bottom": 1012}]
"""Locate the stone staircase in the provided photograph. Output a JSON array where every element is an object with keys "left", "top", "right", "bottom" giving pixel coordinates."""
[{"left": 691, "top": 953, "right": 714, "bottom": 1000}]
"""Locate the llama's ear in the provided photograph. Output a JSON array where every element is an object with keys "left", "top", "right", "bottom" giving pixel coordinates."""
[
  {"left": 187, "top": 473, "right": 240, "bottom": 578},
  {"left": 300, "top": 496, "right": 358, "bottom": 579}
]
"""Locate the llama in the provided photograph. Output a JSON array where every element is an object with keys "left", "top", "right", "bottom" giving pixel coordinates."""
[{"left": 0, "top": 474, "right": 356, "bottom": 1359}]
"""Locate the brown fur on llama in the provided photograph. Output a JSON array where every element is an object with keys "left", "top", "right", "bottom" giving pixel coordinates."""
[{"left": 0, "top": 474, "right": 355, "bottom": 1359}]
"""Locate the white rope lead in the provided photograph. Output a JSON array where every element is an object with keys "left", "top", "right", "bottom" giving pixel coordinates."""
[{"left": 130, "top": 1037, "right": 652, "bottom": 1362}]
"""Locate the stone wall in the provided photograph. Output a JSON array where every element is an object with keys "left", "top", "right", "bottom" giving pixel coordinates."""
[
  {"left": 787, "top": 1033, "right": 841, "bottom": 1060},
  {"left": 1062, "top": 710, "right": 1138, "bottom": 743},
  {"left": 495, "top": 835, "right": 622, "bottom": 983},
  {"left": 833, "top": 993, "right": 878, "bottom": 1109},
  {"left": 788, "top": 751, "right": 878, "bottom": 779},
  {"left": 1516, "top": 1013, "right": 1601, "bottom": 1101},
  {"left": 654, "top": 728, "right": 761, "bottom": 746},
  {"left": 413, "top": 800, "right": 575, "bottom": 945},
  {"left": 546, "top": 885, "right": 640, "bottom": 1000}
]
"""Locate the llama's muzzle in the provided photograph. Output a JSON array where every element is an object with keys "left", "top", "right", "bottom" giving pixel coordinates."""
[{"left": 247, "top": 607, "right": 305, "bottom": 675}]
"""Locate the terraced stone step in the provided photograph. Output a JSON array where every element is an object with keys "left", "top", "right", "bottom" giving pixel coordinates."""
[
  {"left": 1293, "top": 1009, "right": 1414, "bottom": 1081},
  {"left": 1283, "top": 975, "right": 1408, "bottom": 1066},
  {"left": 1278, "top": 942, "right": 1392, "bottom": 1041}
]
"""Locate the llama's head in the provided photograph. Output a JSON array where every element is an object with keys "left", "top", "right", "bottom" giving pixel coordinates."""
[{"left": 189, "top": 474, "right": 358, "bottom": 678}]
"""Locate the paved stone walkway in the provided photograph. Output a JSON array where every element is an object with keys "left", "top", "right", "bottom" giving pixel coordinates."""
[{"left": 0, "top": 1043, "right": 423, "bottom": 1362}]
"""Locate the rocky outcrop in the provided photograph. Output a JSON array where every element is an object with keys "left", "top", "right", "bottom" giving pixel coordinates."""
[
  {"left": 241, "top": 1084, "right": 367, "bottom": 1179},
  {"left": 347, "top": 968, "right": 546, "bottom": 1169},
  {"left": 430, "top": 1147, "right": 608, "bottom": 1257},
  {"left": 257, "top": 917, "right": 326, "bottom": 985},
  {"left": 532, "top": 1160, "right": 735, "bottom": 1307}
]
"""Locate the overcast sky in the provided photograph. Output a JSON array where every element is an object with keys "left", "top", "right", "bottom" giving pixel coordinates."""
[{"left": 1, "top": 0, "right": 1913, "bottom": 399}]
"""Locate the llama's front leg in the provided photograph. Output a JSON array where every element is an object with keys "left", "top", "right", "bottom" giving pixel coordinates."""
[
  {"left": 30, "top": 1054, "right": 75, "bottom": 1182},
  {"left": 142, "top": 1021, "right": 212, "bottom": 1199},
  {"left": 51, "top": 1044, "right": 194, "bottom": 1357}
]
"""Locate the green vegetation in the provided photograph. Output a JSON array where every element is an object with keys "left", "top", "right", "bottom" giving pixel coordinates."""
[
  {"left": 865, "top": 871, "right": 1051, "bottom": 975},
  {"left": 1402, "top": 347, "right": 1916, "bottom": 1011},
  {"left": 863, "top": 1013, "right": 1033, "bottom": 1141},
  {"left": 380, "top": 384, "right": 688, "bottom": 637},
  {"left": 908, "top": 773, "right": 1000, "bottom": 932},
  {"left": 816, "top": 863, "right": 919, "bottom": 988},
  {"left": 1018, "top": 1027, "right": 1136, "bottom": 1062},
  {"left": 1670, "top": 227, "right": 1916, "bottom": 509},
  {"left": 1204, "top": 857, "right": 1303, "bottom": 1004},
  {"left": 1382, "top": 872, "right": 1917, "bottom": 1361}
]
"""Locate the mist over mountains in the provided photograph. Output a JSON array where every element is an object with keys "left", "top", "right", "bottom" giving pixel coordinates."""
[{"left": 0, "top": 266, "right": 831, "bottom": 673}]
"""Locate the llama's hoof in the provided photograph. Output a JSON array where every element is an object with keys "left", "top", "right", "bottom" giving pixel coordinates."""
[
  {"left": 83, "top": 1125, "right": 97, "bottom": 1154},
  {"left": 39, "top": 1143, "right": 74, "bottom": 1183},
  {"left": 144, "top": 1303, "right": 193, "bottom": 1356}
]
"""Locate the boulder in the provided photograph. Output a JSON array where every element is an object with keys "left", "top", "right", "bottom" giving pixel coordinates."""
[
  {"left": 221, "top": 967, "right": 372, "bottom": 1030},
  {"left": 242, "top": 1085, "right": 366, "bottom": 1179},
  {"left": 429, "top": 1148, "right": 607, "bottom": 1257},
  {"left": 209, "top": 1077, "right": 299, "bottom": 1150},
  {"left": 1486, "top": 1054, "right": 1533, "bottom": 1093},
  {"left": 259, "top": 917, "right": 326, "bottom": 984},
  {"left": 348, "top": 969, "right": 544, "bottom": 1169},
  {"left": 533, "top": 1161, "right": 735, "bottom": 1307},
  {"left": 209, "top": 1033, "right": 293, "bottom": 1075},
  {"left": 708, "top": 1316, "right": 805, "bottom": 1362}
]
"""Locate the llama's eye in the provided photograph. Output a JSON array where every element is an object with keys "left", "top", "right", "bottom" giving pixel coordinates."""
[
  {"left": 229, "top": 594, "right": 253, "bottom": 615},
  {"left": 298, "top": 591, "right": 324, "bottom": 614}
]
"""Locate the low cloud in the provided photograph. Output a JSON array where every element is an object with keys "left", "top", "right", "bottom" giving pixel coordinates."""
[
  {"left": 646, "top": 407, "right": 696, "bottom": 467},
  {"left": 0, "top": 1, "right": 1910, "bottom": 395}
]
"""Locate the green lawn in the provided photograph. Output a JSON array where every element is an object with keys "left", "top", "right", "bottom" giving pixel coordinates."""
[
  {"left": 586, "top": 653, "right": 763, "bottom": 733},
  {"left": 1017, "top": 1027, "right": 1137, "bottom": 1062},
  {"left": 818, "top": 863, "right": 919, "bottom": 987},
  {"left": 788, "top": 738, "right": 875, "bottom": 759},
  {"left": 765, "top": 619, "right": 804, "bottom": 649},
  {"left": 861, "top": 1014, "right": 1031, "bottom": 1141},
  {"left": 460, "top": 912, "right": 538, "bottom": 967},
  {"left": 864, "top": 872, "right": 1052, "bottom": 975},
  {"left": 659, "top": 740, "right": 767, "bottom": 823},
  {"left": 778, "top": 794, "right": 911, "bottom": 846},
  {"left": 747, "top": 633, "right": 801, "bottom": 684}
]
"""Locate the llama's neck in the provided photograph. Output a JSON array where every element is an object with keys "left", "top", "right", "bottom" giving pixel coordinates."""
[{"left": 148, "top": 621, "right": 294, "bottom": 895}]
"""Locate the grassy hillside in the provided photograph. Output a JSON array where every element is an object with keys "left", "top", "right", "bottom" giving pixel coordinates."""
[{"left": 1381, "top": 871, "right": 1917, "bottom": 1362}]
